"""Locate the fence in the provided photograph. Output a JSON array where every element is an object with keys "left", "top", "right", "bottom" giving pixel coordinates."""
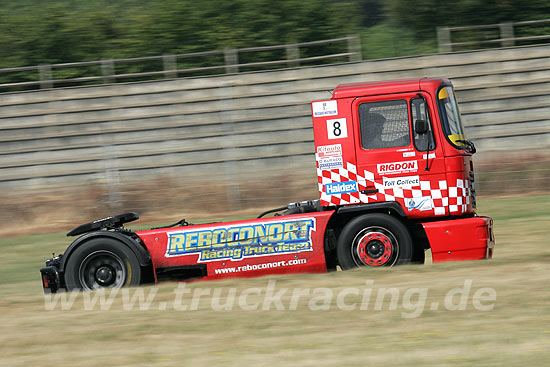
[
  {"left": 0, "top": 44, "right": 548, "bottom": 233},
  {"left": 2, "top": 18, "right": 549, "bottom": 94},
  {"left": 437, "top": 19, "right": 550, "bottom": 52},
  {"left": 0, "top": 36, "right": 361, "bottom": 91}
]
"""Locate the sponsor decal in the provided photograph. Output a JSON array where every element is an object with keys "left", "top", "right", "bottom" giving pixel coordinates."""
[
  {"left": 316, "top": 144, "right": 342, "bottom": 158},
  {"left": 377, "top": 160, "right": 418, "bottom": 175},
  {"left": 317, "top": 144, "right": 343, "bottom": 170},
  {"left": 325, "top": 181, "right": 358, "bottom": 195},
  {"left": 326, "top": 118, "right": 348, "bottom": 139},
  {"left": 319, "top": 157, "right": 343, "bottom": 170},
  {"left": 402, "top": 151, "right": 415, "bottom": 157},
  {"left": 405, "top": 196, "right": 433, "bottom": 211},
  {"left": 166, "top": 218, "right": 316, "bottom": 261},
  {"left": 422, "top": 153, "right": 436, "bottom": 159},
  {"left": 214, "top": 259, "right": 307, "bottom": 274},
  {"left": 383, "top": 175, "right": 420, "bottom": 189},
  {"left": 312, "top": 100, "right": 338, "bottom": 117}
]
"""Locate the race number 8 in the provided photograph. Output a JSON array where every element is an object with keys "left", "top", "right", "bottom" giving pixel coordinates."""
[
  {"left": 333, "top": 121, "right": 341, "bottom": 136},
  {"left": 327, "top": 118, "right": 348, "bottom": 139}
]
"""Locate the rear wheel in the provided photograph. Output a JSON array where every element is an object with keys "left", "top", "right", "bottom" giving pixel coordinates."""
[
  {"left": 64, "top": 238, "right": 141, "bottom": 291},
  {"left": 337, "top": 214, "right": 413, "bottom": 270}
]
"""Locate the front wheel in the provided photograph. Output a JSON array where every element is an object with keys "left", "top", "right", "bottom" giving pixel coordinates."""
[
  {"left": 64, "top": 238, "right": 142, "bottom": 291},
  {"left": 337, "top": 214, "right": 413, "bottom": 270}
]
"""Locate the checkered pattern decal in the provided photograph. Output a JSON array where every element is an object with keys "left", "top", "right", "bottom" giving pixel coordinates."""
[
  {"left": 448, "top": 178, "right": 471, "bottom": 214},
  {"left": 316, "top": 156, "right": 471, "bottom": 216}
]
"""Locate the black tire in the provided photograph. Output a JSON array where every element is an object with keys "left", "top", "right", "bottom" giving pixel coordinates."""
[
  {"left": 337, "top": 214, "right": 413, "bottom": 270},
  {"left": 64, "top": 238, "right": 142, "bottom": 291}
]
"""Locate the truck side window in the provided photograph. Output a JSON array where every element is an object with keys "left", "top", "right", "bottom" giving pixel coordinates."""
[
  {"left": 359, "top": 99, "right": 410, "bottom": 150},
  {"left": 411, "top": 97, "right": 435, "bottom": 152}
]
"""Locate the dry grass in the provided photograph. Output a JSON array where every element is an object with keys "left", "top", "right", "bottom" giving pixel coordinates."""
[
  {"left": 0, "top": 173, "right": 318, "bottom": 237},
  {"left": 0, "top": 195, "right": 549, "bottom": 366}
]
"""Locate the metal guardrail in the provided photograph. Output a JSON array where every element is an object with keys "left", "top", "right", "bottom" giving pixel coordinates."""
[
  {"left": 0, "top": 35, "right": 361, "bottom": 91},
  {"left": 437, "top": 19, "right": 550, "bottom": 52}
]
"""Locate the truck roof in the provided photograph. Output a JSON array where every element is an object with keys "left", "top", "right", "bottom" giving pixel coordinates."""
[{"left": 332, "top": 77, "right": 448, "bottom": 99}]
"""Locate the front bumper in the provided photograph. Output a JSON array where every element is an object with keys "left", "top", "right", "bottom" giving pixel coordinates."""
[{"left": 422, "top": 216, "right": 495, "bottom": 263}]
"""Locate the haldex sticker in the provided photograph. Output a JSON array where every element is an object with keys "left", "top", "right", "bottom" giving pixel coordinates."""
[
  {"left": 377, "top": 160, "right": 418, "bottom": 175},
  {"left": 312, "top": 100, "right": 338, "bottom": 117},
  {"left": 383, "top": 176, "right": 420, "bottom": 189},
  {"left": 325, "top": 181, "right": 358, "bottom": 195}
]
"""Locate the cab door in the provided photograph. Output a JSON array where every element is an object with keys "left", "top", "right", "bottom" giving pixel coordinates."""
[{"left": 353, "top": 92, "right": 449, "bottom": 218}]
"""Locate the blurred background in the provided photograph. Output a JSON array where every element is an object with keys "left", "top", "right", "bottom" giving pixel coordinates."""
[{"left": 0, "top": 0, "right": 548, "bottom": 234}]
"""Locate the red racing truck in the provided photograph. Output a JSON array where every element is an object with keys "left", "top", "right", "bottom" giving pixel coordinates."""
[{"left": 40, "top": 77, "right": 494, "bottom": 293}]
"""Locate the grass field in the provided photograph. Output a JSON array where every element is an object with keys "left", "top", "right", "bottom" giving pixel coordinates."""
[{"left": 1, "top": 195, "right": 549, "bottom": 366}]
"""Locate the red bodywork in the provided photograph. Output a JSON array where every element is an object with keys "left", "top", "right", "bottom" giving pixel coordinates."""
[
  {"left": 423, "top": 216, "right": 495, "bottom": 262},
  {"left": 136, "top": 211, "right": 334, "bottom": 281},
  {"left": 129, "top": 78, "right": 493, "bottom": 283},
  {"left": 310, "top": 78, "right": 492, "bottom": 263},
  {"left": 39, "top": 78, "right": 494, "bottom": 294}
]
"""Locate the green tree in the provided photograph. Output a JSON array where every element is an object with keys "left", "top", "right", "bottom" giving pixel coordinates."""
[{"left": 387, "top": 0, "right": 550, "bottom": 40}]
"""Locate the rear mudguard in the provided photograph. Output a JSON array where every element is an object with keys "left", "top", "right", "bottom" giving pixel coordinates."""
[{"left": 58, "top": 230, "right": 151, "bottom": 273}]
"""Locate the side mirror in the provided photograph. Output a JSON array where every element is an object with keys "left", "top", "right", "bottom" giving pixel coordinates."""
[{"left": 415, "top": 119, "right": 429, "bottom": 134}]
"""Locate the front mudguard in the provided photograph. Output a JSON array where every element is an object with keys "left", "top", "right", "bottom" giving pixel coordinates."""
[{"left": 423, "top": 216, "right": 494, "bottom": 262}]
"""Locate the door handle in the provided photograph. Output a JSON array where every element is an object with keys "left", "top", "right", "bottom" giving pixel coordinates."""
[{"left": 361, "top": 189, "right": 379, "bottom": 195}]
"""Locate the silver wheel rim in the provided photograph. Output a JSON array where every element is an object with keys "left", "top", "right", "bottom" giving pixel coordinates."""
[{"left": 78, "top": 250, "right": 126, "bottom": 290}]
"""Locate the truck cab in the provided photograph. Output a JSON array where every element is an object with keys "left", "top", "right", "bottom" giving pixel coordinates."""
[{"left": 312, "top": 78, "right": 476, "bottom": 219}]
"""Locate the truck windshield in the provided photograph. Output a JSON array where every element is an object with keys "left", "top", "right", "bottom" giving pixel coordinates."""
[{"left": 438, "top": 86, "right": 467, "bottom": 148}]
